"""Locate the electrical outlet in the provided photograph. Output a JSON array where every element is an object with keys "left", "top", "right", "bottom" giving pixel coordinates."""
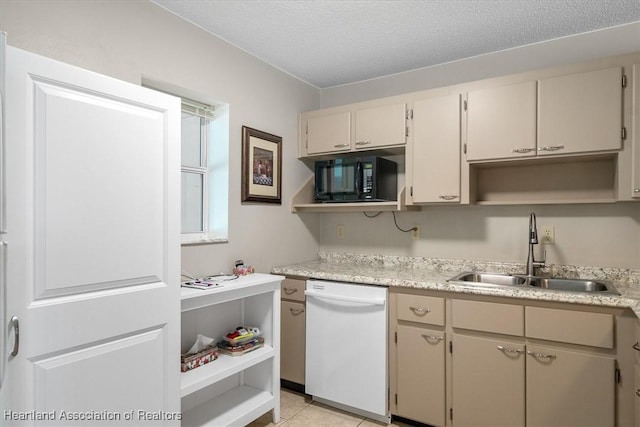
[
  {"left": 541, "top": 226, "right": 554, "bottom": 245},
  {"left": 336, "top": 224, "right": 345, "bottom": 239},
  {"left": 411, "top": 225, "right": 420, "bottom": 240}
]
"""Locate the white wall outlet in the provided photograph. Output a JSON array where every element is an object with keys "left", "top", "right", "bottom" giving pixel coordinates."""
[
  {"left": 411, "top": 225, "right": 420, "bottom": 240},
  {"left": 541, "top": 226, "right": 554, "bottom": 245},
  {"left": 336, "top": 224, "right": 345, "bottom": 239}
]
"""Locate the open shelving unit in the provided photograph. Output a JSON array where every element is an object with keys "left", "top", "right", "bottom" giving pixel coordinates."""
[{"left": 180, "top": 274, "right": 283, "bottom": 427}]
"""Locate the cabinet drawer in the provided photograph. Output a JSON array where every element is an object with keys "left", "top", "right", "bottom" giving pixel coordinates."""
[
  {"left": 452, "top": 300, "right": 524, "bottom": 336},
  {"left": 397, "top": 294, "right": 445, "bottom": 326},
  {"left": 281, "top": 278, "right": 305, "bottom": 302},
  {"left": 525, "top": 307, "right": 613, "bottom": 349}
]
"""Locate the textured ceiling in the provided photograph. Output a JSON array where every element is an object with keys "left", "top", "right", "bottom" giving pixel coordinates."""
[{"left": 152, "top": 0, "right": 640, "bottom": 88}]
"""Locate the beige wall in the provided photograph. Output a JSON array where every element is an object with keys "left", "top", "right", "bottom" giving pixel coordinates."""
[{"left": 0, "top": 0, "right": 322, "bottom": 277}]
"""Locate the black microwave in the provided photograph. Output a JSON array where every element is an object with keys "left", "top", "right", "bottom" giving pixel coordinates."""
[{"left": 314, "top": 156, "right": 398, "bottom": 202}]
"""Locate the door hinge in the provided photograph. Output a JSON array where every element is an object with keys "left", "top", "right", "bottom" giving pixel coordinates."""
[
  {"left": 463, "top": 143, "right": 467, "bottom": 154},
  {"left": 463, "top": 100, "right": 468, "bottom": 111},
  {"left": 615, "top": 368, "right": 621, "bottom": 384},
  {"left": 410, "top": 186, "right": 413, "bottom": 197},
  {"left": 450, "top": 408, "right": 453, "bottom": 421},
  {"left": 449, "top": 340, "right": 453, "bottom": 353},
  {"left": 622, "top": 127, "right": 627, "bottom": 140},
  {"left": 406, "top": 126, "right": 410, "bottom": 137},
  {"left": 395, "top": 331, "right": 398, "bottom": 344},
  {"left": 406, "top": 108, "right": 413, "bottom": 120},
  {"left": 622, "top": 74, "right": 627, "bottom": 88}
]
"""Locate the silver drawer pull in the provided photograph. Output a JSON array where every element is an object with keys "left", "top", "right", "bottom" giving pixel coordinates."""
[
  {"left": 355, "top": 140, "right": 371, "bottom": 146},
  {"left": 10, "top": 316, "right": 19, "bottom": 357},
  {"left": 421, "top": 334, "right": 444, "bottom": 342},
  {"left": 634, "top": 189, "right": 640, "bottom": 193},
  {"left": 409, "top": 306, "right": 431, "bottom": 316},
  {"left": 283, "top": 287, "right": 298, "bottom": 295},
  {"left": 497, "top": 345, "right": 524, "bottom": 355},
  {"left": 539, "top": 145, "right": 565, "bottom": 152},
  {"left": 633, "top": 342, "right": 640, "bottom": 352},
  {"left": 439, "top": 195, "right": 458, "bottom": 200},
  {"left": 527, "top": 350, "right": 556, "bottom": 360},
  {"left": 512, "top": 147, "right": 535, "bottom": 153},
  {"left": 333, "top": 143, "right": 349, "bottom": 148},
  {"left": 289, "top": 307, "right": 304, "bottom": 316}
]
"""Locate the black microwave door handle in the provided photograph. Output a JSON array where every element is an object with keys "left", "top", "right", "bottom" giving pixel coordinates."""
[{"left": 355, "top": 161, "right": 362, "bottom": 197}]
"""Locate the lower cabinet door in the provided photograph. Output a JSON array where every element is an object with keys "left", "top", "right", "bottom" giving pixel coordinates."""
[
  {"left": 397, "top": 324, "right": 446, "bottom": 426},
  {"left": 452, "top": 334, "right": 525, "bottom": 427},
  {"left": 526, "top": 345, "right": 615, "bottom": 427},
  {"left": 281, "top": 300, "right": 305, "bottom": 384}
]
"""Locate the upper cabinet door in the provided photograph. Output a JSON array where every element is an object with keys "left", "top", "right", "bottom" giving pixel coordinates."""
[
  {"left": 411, "top": 94, "right": 461, "bottom": 203},
  {"left": 466, "top": 81, "right": 538, "bottom": 161},
  {"left": 538, "top": 67, "right": 623, "bottom": 156},
  {"left": 355, "top": 103, "right": 406, "bottom": 149},
  {"left": 306, "top": 111, "right": 351, "bottom": 155}
]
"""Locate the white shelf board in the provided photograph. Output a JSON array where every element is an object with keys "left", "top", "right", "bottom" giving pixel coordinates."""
[
  {"left": 180, "top": 345, "right": 275, "bottom": 398},
  {"left": 181, "top": 385, "right": 275, "bottom": 427}
]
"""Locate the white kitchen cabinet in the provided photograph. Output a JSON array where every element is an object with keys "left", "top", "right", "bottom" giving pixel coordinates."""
[
  {"left": 537, "top": 66, "right": 623, "bottom": 156},
  {"left": 354, "top": 103, "right": 407, "bottom": 150},
  {"left": 280, "top": 278, "right": 305, "bottom": 386},
  {"left": 451, "top": 334, "right": 526, "bottom": 427},
  {"left": 466, "top": 67, "right": 624, "bottom": 162},
  {"left": 180, "top": 274, "right": 282, "bottom": 427},
  {"left": 466, "top": 81, "right": 537, "bottom": 161},
  {"left": 632, "top": 64, "right": 640, "bottom": 199},
  {"left": 304, "top": 111, "right": 351, "bottom": 155},
  {"left": 410, "top": 94, "right": 461, "bottom": 204},
  {"left": 526, "top": 345, "right": 615, "bottom": 427}
]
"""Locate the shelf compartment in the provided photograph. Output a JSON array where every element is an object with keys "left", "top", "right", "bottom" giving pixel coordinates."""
[
  {"left": 180, "top": 345, "right": 275, "bottom": 398},
  {"left": 181, "top": 384, "right": 274, "bottom": 427}
]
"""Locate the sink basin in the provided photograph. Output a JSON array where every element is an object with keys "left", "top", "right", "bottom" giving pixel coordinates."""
[
  {"left": 448, "top": 272, "right": 619, "bottom": 295},
  {"left": 527, "top": 277, "right": 619, "bottom": 295},
  {"left": 448, "top": 272, "right": 527, "bottom": 287}
]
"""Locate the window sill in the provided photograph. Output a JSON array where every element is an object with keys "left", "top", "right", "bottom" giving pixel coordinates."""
[{"left": 181, "top": 237, "right": 229, "bottom": 246}]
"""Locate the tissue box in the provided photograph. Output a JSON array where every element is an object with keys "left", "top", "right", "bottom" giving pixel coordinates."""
[{"left": 180, "top": 344, "right": 219, "bottom": 372}]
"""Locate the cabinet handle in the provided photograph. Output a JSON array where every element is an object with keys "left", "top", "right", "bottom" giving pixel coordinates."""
[
  {"left": 439, "top": 195, "right": 458, "bottom": 200},
  {"left": 538, "top": 145, "right": 565, "bottom": 152},
  {"left": 511, "top": 147, "right": 535, "bottom": 153},
  {"left": 409, "top": 306, "right": 431, "bottom": 316},
  {"left": 636, "top": 389, "right": 640, "bottom": 398},
  {"left": 421, "top": 334, "right": 444, "bottom": 342},
  {"left": 633, "top": 342, "right": 640, "bottom": 352},
  {"left": 497, "top": 345, "right": 524, "bottom": 355},
  {"left": 355, "top": 140, "right": 371, "bottom": 146},
  {"left": 333, "top": 143, "right": 349, "bottom": 148},
  {"left": 527, "top": 350, "right": 556, "bottom": 360},
  {"left": 283, "top": 287, "right": 298, "bottom": 295},
  {"left": 289, "top": 307, "right": 304, "bottom": 316},
  {"left": 633, "top": 189, "right": 640, "bottom": 193}
]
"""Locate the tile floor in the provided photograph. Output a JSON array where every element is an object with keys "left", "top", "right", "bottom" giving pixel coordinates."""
[{"left": 247, "top": 389, "right": 415, "bottom": 427}]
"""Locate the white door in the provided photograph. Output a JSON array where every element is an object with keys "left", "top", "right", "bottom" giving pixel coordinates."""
[{"left": 0, "top": 47, "right": 181, "bottom": 425}]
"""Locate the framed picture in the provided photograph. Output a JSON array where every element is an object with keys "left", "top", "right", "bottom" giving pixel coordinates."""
[{"left": 241, "top": 126, "right": 282, "bottom": 204}]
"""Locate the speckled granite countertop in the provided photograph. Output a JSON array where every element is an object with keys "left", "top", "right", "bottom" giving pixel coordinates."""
[{"left": 272, "top": 252, "right": 640, "bottom": 318}]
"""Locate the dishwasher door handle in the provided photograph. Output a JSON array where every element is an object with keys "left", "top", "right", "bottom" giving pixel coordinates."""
[{"left": 305, "top": 290, "right": 386, "bottom": 306}]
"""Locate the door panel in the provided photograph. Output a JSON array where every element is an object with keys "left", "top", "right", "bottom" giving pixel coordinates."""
[{"left": 1, "top": 46, "right": 180, "bottom": 424}]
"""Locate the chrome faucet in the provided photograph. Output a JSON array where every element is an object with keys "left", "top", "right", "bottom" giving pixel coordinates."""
[{"left": 526, "top": 212, "right": 546, "bottom": 277}]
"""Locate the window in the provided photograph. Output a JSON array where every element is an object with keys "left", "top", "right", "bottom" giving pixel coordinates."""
[
  {"left": 141, "top": 78, "right": 229, "bottom": 244},
  {"left": 180, "top": 98, "right": 229, "bottom": 244}
]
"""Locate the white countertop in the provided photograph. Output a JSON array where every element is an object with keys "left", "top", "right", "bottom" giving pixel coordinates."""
[{"left": 272, "top": 253, "right": 640, "bottom": 317}]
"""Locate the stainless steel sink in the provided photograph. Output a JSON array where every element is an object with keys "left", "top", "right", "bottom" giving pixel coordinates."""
[
  {"left": 526, "top": 277, "right": 619, "bottom": 295},
  {"left": 448, "top": 272, "right": 619, "bottom": 295},
  {"left": 448, "top": 272, "right": 527, "bottom": 287}
]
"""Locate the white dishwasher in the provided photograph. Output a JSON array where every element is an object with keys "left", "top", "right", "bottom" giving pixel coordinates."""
[{"left": 305, "top": 280, "right": 390, "bottom": 424}]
